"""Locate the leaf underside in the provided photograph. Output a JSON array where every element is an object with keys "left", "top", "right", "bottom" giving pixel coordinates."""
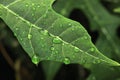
[{"left": 0, "top": 0, "right": 119, "bottom": 66}]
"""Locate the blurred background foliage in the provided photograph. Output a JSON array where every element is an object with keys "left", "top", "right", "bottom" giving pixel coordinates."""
[{"left": 0, "top": 0, "right": 120, "bottom": 80}]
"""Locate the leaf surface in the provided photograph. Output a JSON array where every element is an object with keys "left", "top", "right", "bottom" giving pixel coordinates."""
[{"left": 0, "top": 0, "right": 119, "bottom": 66}]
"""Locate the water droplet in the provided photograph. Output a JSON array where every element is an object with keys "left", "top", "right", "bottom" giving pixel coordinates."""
[
  {"left": 63, "top": 57, "right": 70, "bottom": 64},
  {"left": 74, "top": 47, "right": 79, "bottom": 52},
  {"left": 90, "top": 47, "right": 95, "bottom": 52},
  {"left": 93, "top": 59, "right": 100, "bottom": 64},
  {"left": 53, "top": 36, "right": 62, "bottom": 44},
  {"left": 42, "top": 30, "right": 48, "bottom": 35},
  {"left": 32, "top": 55, "right": 39, "bottom": 64},
  {"left": 51, "top": 46, "right": 55, "bottom": 51},
  {"left": 28, "top": 34, "right": 32, "bottom": 39}
]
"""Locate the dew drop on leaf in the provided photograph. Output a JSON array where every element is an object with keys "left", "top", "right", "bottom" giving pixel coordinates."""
[
  {"left": 28, "top": 34, "right": 32, "bottom": 39},
  {"left": 42, "top": 30, "right": 48, "bottom": 35},
  {"left": 32, "top": 55, "right": 39, "bottom": 64},
  {"left": 74, "top": 47, "right": 79, "bottom": 52},
  {"left": 63, "top": 57, "right": 70, "bottom": 64},
  {"left": 51, "top": 46, "right": 55, "bottom": 51},
  {"left": 93, "top": 59, "right": 100, "bottom": 64},
  {"left": 53, "top": 36, "right": 62, "bottom": 44}
]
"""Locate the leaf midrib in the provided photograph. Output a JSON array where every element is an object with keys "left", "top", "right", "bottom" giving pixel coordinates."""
[{"left": 0, "top": 4, "right": 115, "bottom": 65}]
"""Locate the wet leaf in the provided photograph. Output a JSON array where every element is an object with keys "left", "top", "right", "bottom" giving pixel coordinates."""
[{"left": 0, "top": 0, "right": 119, "bottom": 66}]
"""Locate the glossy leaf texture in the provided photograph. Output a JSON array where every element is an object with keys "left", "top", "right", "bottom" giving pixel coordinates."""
[{"left": 0, "top": 0, "right": 119, "bottom": 66}]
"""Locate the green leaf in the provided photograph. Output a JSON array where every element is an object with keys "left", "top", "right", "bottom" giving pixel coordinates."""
[{"left": 0, "top": 0, "right": 119, "bottom": 66}]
